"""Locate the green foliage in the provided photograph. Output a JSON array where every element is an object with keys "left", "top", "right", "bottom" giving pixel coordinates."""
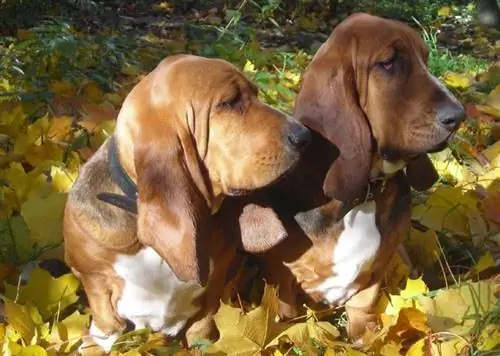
[
  {"left": 0, "top": 19, "right": 137, "bottom": 104},
  {"left": 343, "top": 0, "right": 444, "bottom": 24},
  {"left": 413, "top": 17, "right": 488, "bottom": 78}
]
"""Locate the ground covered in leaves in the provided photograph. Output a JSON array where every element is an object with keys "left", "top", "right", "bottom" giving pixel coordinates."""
[{"left": 0, "top": 1, "right": 499, "bottom": 355}]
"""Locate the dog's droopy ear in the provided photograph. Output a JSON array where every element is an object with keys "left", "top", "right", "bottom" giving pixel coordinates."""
[
  {"left": 405, "top": 154, "right": 439, "bottom": 191},
  {"left": 294, "top": 54, "right": 372, "bottom": 203},
  {"left": 237, "top": 203, "right": 288, "bottom": 253},
  {"left": 135, "top": 130, "right": 210, "bottom": 285}
]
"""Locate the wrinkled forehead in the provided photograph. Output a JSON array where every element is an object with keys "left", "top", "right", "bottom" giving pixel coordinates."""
[
  {"left": 339, "top": 14, "right": 427, "bottom": 58},
  {"left": 165, "top": 57, "right": 251, "bottom": 93}
]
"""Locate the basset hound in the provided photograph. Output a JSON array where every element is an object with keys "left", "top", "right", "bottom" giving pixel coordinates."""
[
  {"left": 223, "top": 12, "right": 466, "bottom": 343},
  {"left": 63, "top": 54, "right": 312, "bottom": 352}
]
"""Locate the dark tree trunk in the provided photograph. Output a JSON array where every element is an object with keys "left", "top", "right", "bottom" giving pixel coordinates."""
[{"left": 477, "top": 0, "right": 500, "bottom": 27}]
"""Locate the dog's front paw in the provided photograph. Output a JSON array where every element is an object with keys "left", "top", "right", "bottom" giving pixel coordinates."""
[{"left": 82, "top": 321, "right": 122, "bottom": 354}]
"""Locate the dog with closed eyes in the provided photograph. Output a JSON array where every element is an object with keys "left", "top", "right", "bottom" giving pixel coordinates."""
[
  {"left": 220, "top": 12, "right": 466, "bottom": 344},
  {"left": 63, "top": 54, "right": 312, "bottom": 352}
]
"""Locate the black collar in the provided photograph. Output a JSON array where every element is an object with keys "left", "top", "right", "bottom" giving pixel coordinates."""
[
  {"left": 338, "top": 178, "right": 388, "bottom": 218},
  {"left": 96, "top": 135, "right": 138, "bottom": 214}
]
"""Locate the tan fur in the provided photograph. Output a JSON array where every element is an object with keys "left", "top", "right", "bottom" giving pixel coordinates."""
[
  {"left": 225, "top": 13, "right": 465, "bottom": 343},
  {"left": 64, "top": 54, "right": 310, "bottom": 350}
]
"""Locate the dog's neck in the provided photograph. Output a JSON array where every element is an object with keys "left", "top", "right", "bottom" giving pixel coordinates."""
[
  {"left": 96, "top": 135, "right": 139, "bottom": 214},
  {"left": 276, "top": 137, "right": 408, "bottom": 231}
]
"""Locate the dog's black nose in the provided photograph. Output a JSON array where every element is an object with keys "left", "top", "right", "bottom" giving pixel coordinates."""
[
  {"left": 437, "top": 103, "right": 466, "bottom": 131},
  {"left": 288, "top": 124, "right": 312, "bottom": 151}
]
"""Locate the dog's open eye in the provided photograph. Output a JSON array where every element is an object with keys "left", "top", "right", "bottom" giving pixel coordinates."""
[
  {"left": 219, "top": 91, "right": 243, "bottom": 111},
  {"left": 377, "top": 52, "right": 397, "bottom": 73}
]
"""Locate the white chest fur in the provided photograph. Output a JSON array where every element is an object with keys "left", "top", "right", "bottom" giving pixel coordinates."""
[
  {"left": 115, "top": 247, "right": 204, "bottom": 331},
  {"left": 307, "top": 200, "right": 381, "bottom": 305},
  {"left": 88, "top": 247, "right": 205, "bottom": 352}
]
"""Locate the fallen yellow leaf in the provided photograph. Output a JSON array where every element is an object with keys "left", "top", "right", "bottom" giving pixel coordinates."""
[
  {"left": 443, "top": 72, "right": 472, "bottom": 90},
  {"left": 17, "top": 345, "right": 48, "bottom": 356},
  {"left": 437, "top": 6, "right": 451, "bottom": 17},
  {"left": 50, "top": 310, "right": 90, "bottom": 353},
  {"left": 406, "top": 336, "right": 468, "bottom": 356},
  {"left": 385, "top": 308, "right": 430, "bottom": 344},
  {"left": 417, "top": 280, "right": 497, "bottom": 336},
  {"left": 21, "top": 190, "right": 67, "bottom": 247},
  {"left": 209, "top": 285, "right": 291, "bottom": 355},
  {"left": 3, "top": 299, "right": 39, "bottom": 344},
  {"left": 405, "top": 228, "right": 440, "bottom": 269},
  {"left": 4, "top": 268, "right": 80, "bottom": 320},
  {"left": 400, "top": 278, "right": 429, "bottom": 299}
]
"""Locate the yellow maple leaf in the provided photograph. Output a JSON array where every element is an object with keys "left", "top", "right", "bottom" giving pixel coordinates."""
[
  {"left": 47, "top": 116, "right": 75, "bottom": 141},
  {"left": 406, "top": 336, "right": 468, "bottom": 356},
  {"left": 412, "top": 186, "right": 487, "bottom": 236},
  {"left": 20, "top": 189, "right": 67, "bottom": 247},
  {"left": 404, "top": 228, "right": 440, "bottom": 269},
  {"left": 13, "top": 133, "right": 29, "bottom": 156},
  {"left": 380, "top": 277, "right": 429, "bottom": 318},
  {"left": 443, "top": 72, "right": 472, "bottom": 90},
  {"left": 267, "top": 317, "right": 340, "bottom": 349},
  {"left": 50, "top": 310, "right": 90, "bottom": 353},
  {"left": 385, "top": 308, "right": 431, "bottom": 344},
  {"left": 24, "top": 141, "right": 66, "bottom": 168},
  {"left": 417, "top": 280, "right": 497, "bottom": 336},
  {"left": 3, "top": 299, "right": 43, "bottom": 344},
  {"left": 4, "top": 162, "right": 31, "bottom": 203},
  {"left": 400, "top": 278, "right": 429, "bottom": 299},
  {"left": 4, "top": 268, "right": 80, "bottom": 320},
  {"left": 27, "top": 115, "right": 50, "bottom": 145},
  {"left": 429, "top": 149, "right": 472, "bottom": 184},
  {"left": 50, "top": 165, "right": 78, "bottom": 193},
  {"left": 0, "top": 104, "right": 25, "bottom": 137},
  {"left": 17, "top": 345, "right": 48, "bottom": 356},
  {"left": 208, "top": 285, "right": 291, "bottom": 355}
]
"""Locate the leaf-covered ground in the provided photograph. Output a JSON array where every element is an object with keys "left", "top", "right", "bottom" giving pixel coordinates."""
[{"left": 0, "top": 1, "right": 499, "bottom": 355}]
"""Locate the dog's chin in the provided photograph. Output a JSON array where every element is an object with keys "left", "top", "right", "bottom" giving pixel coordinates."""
[
  {"left": 424, "top": 129, "right": 458, "bottom": 154},
  {"left": 427, "top": 136, "right": 453, "bottom": 153},
  {"left": 226, "top": 158, "right": 301, "bottom": 197}
]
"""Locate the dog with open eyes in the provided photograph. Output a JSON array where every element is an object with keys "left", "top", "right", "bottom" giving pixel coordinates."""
[
  {"left": 221, "top": 12, "right": 466, "bottom": 344},
  {"left": 63, "top": 54, "right": 312, "bottom": 352}
]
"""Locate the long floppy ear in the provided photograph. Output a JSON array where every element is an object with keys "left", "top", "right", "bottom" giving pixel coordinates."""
[
  {"left": 294, "top": 51, "right": 372, "bottom": 203},
  {"left": 405, "top": 154, "right": 439, "bottom": 191},
  {"left": 237, "top": 203, "right": 288, "bottom": 253},
  {"left": 134, "top": 128, "right": 210, "bottom": 284}
]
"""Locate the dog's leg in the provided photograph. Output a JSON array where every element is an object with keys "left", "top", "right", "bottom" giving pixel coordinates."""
[
  {"left": 344, "top": 281, "right": 380, "bottom": 346},
  {"left": 184, "top": 312, "right": 219, "bottom": 347},
  {"left": 79, "top": 274, "right": 126, "bottom": 353}
]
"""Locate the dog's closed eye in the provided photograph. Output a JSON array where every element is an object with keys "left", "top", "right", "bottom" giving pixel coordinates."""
[{"left": 218, "top": 90, "right": 243, "bottom": 112}]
